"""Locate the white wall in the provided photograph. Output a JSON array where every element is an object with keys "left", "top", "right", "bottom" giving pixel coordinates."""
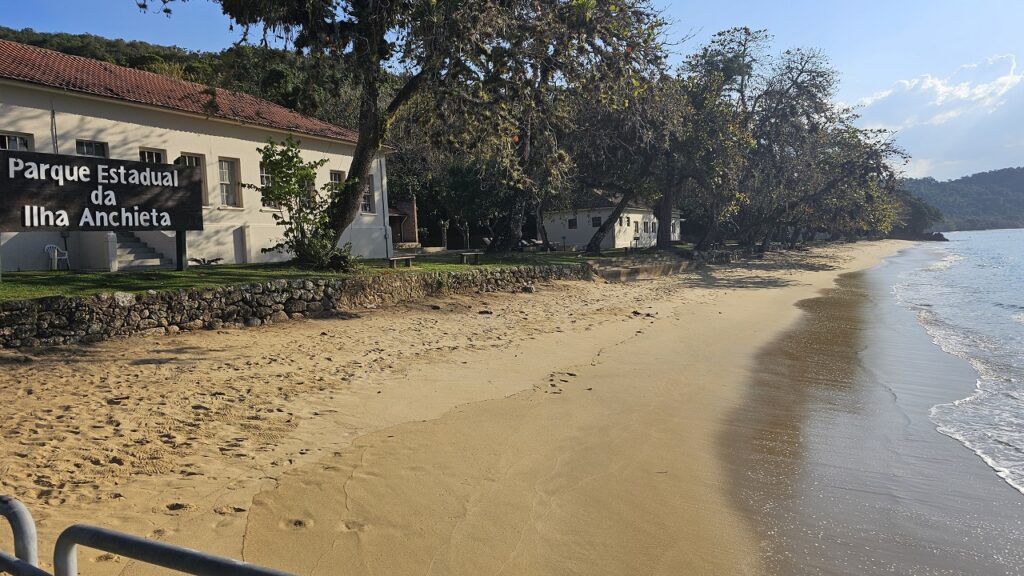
[
  {"left": 0, "top": 81, "right": 391, "bottom": 271},
  {"left": 544, "top": 207, "right": 679, "bottom": 250}
]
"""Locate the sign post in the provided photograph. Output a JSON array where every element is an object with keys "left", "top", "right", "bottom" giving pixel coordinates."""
[
  {"left": 0, "top": 150, "right": 204, "bottom": 271},
  {"left": 176, "top": 231, "right": 187, "bottom": 272}
]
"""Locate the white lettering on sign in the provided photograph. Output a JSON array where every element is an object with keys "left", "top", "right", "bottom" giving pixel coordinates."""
[
  {"left": 97, "top": 165, "right": 178, "bottom": 187},
  {"left": 9, "top": 157, "right": 92, "bottom": 186},
  {"left": 22, "top": 205, "right": 70, "bottom": 227},
  {"left": 78, "top": 207, "right": 172, "bottom": 228},
  {"left": 4, "top": 152, "right": 196, "bottom": 231}
]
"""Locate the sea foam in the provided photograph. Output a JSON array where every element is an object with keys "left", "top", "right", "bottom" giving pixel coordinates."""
[{"left": 894, "top": 231, "right": 1024, "bottom": 495}]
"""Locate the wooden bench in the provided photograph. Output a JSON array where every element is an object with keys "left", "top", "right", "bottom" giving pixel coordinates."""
[
  {"left": 388, "top": 255, "right": 416, "bottom": 268},
  {"left": 460, "top": 251, "right": 485, "bottom": 265}
]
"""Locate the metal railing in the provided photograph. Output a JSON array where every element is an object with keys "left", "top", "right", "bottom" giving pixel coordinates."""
[
  {"left": 0, "top": 497, "right": 47, "bottom": 576},
  {"left": 1, "top": 497, "right": 296, "bottom": 576}
]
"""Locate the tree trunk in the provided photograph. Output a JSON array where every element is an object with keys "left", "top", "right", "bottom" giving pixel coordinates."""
[
  {"left": 440, "top": 220, "right": 449, "bottom": 250},
  {"left": 536, "top": 204, "right": 553, "bottom": 250},
  {"left": 586, "top": 191, "right": 635, "bottom": 254},
  {"left": 695, "top": 213, "right": 718, "bottom": 251},
  {"left": 327, "top": 75, "right": 384, "bottom": 245},
  {"left": 505, "top": 195, "right": 528, "bottom": 254},
  {"left": 656, "top": 188, "right": 674, "bottom": 250}
]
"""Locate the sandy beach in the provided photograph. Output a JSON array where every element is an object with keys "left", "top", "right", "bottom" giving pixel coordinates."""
[{"left": 0, "top": 241, "right": 907, "bottom": 575}]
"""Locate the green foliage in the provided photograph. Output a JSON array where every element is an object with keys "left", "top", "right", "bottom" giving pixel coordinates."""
[
  {"left": 902, "top": 168, "right": 1024, "bottom": 231},
  {"left": 6, "top": 14, "right": 918, "bottom": 254},
  {"left": 247, "top": 138, "right": 359, "bottom": 270}
]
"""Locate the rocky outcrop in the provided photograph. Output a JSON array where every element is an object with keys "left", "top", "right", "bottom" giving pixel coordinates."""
[{"left": 0, "top": 265, "right": 590, "bottom": 348}]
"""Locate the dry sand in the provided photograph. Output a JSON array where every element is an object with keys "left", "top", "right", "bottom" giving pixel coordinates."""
[{"left": 0, "top": 241, "right": 908, "bottom": 575}]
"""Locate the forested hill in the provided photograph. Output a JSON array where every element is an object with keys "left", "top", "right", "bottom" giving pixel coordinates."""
[{"left": 902, "top": 167, "right": 1024, "bottom": 231}]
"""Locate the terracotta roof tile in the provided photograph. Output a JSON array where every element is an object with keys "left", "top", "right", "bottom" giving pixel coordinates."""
[{"left": 0, "top": 39, "right": 358, "bottom": 144}]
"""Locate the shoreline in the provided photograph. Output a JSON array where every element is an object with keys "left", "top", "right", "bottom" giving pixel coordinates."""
[
  {"left": 0, "top": 241, "right": 908, "bottom": 574},
  {"left": 725, "top": 244, "right": 1024, "bottom": 574}
]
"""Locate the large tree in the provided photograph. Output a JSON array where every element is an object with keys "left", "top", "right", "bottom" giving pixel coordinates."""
[
  {"left": 141, "top": 0, "right": 516, "bottom": 249},
  {"left": 425, "top": 1, "right": 666, "bottom": 252}
]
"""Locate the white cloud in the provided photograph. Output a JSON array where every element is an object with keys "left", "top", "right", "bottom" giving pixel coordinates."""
[{"left": 857, "top": 55, "right": 1024, "bottom": 179}]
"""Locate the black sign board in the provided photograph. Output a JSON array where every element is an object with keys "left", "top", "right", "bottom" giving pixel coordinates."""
[{"left": 0, "top": 150, "right": 204, "bottom": 232}]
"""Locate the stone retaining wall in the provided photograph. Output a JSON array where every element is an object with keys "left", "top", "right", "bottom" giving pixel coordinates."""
[{"left": 0, "top": 265, "right": 591, "bottom": 348}]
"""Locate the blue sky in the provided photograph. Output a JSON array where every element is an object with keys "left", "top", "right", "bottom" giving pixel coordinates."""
[{"left": 3, "top": 0, "right": 1022, "bottom": 180}]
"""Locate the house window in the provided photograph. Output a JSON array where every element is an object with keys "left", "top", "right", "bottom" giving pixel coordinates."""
[
  {"left": 652, "top": 221, "right": 658, "bottom": 233},
  {"left": 634, "top": 221, "right": 639, "bottom": 233},
  {"left": 76, "top": 140, "right": 108, "bottom": 158},
  {"left": 626, "top": 216, "right": 631, "bottom": 226},
  {"left": 361, "top": 174, "right": 376, "bottom": 213},
  {"left": 175, "top": 154, "right": 206, "bottom": 203},
  {"left": 330, "top": 170, "right": 346, "bottom": 190},
  {"left": 618, "top": 217, "right": 623, "bottom": 227},
  {"left": 568, "top": 218, "right": 578, "bottom": 230},
  {"left": 175, "top": 154, "right": 202, "bottom": 168},
  {"left": 591, "top": 216, "right": 602, "bottom": 228},
  {"left": 258, "top": 163, "right": 278, "bottom": 208},
  {"left": 139, "top": 149, "right": 165, "bottom": 164},
  {"left": 643, "top": 221, "right": 649, "bottom": 233},
  {"left": 0, "top": 132, "right": 31, "bottom": 151},
  {"left": 218, "top": 159, "right": 241, "bottom": 207}
]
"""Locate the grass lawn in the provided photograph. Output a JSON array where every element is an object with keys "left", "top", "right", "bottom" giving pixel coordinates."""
[{"left": 0, "top": 251, "right": 587, "bottom": 301}]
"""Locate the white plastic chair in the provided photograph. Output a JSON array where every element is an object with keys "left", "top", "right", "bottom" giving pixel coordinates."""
[{"left": 44, "top": 244, "right": 70, "bottom": 270}]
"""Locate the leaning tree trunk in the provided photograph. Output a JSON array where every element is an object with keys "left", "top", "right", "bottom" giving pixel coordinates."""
[
  {"left": 327, "top": 76, "right": 384, "bottom": 245},
  {"left": 585, "top": 191, "right": 635, "bottom": 254}
]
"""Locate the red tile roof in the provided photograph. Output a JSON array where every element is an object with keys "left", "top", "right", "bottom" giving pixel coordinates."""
[{"left": 0, "top": 39, "right": 358, "bottom": 144}]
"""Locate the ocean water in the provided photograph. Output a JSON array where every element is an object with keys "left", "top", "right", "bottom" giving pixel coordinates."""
[{"left": 893, "top": 229, "right": 1024, "bottom": 494}]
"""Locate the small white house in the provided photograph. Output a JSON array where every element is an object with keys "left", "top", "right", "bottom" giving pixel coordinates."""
[
  {"left": 544, "top": 199, "right": 681, "bottom": 251},
  {"left": 0, "top": 39, "right": 392, "bottom": 272}
]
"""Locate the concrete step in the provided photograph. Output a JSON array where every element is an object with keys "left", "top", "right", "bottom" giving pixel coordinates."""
[
  {"left": 115, "top": 232, "right": 171, "bottom": 268},
  {"left": 118, "top": 257, "right": 172, "bottom": 269},
  {"left": 117, "top": 245, "right": 158, "bottom": 255}
]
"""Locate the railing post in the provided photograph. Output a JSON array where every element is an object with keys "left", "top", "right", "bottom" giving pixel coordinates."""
[{"left": 0, "top": 496, "right": 39, "bottom": 566}]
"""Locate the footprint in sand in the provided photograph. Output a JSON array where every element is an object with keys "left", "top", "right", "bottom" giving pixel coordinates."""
[{"left": 280, "top": 518, "right": 313, "bottom": 530}]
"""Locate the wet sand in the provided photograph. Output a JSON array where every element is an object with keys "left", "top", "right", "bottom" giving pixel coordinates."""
[
  {"left": 726, "top": 246, "right": 1024, "bottom": 575},
  {"left": 0, "top": 242, "right": 906, "bottom": 575}
]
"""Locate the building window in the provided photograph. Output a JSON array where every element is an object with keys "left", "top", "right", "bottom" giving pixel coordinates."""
[
  {"left": 330, "top": 170, "right": 346, "bottom": 191},
  {"left": 652, "top": 221, "right": 658, "bottom": 233},
  {"left": 258, "top": 163, "right": 278, "bottom": 208},
  {"left": 175, "top": 154, "right": 206, "bottom": 203},
  {"left": 76, "top": 140, "right": 108, "bottom": 158},
  {"left": 591, "top": 216, "right": 602, "bottom": 228},
  {"left": 643, "top": 221, "right": 649, "bottom": 233},
  {"left": 634, "top": 221, "right": 639, "bottom": 233},
  {"left": 618, "top": 217, "right": 623, "bottom": 227},
  {"left": 175, "top": 154, "right": 202, "bottom": 168},
  {"left": 568, "top": 218, "right": 578, "bottom": 230},
  {"left": 139, "top": 149, "right": 165, "bottom": 164},
  {"left": 218, "top": 159, "right": 241, "bottom": 207},
  {"left": 0, "top": 132, "right": 31, "bottom": 151},
  {"left": 361, "top": 174, "right": 376, "bottom": 213},
  {"left": 626, "top": 216, "right": 631, "bottom": 226}
]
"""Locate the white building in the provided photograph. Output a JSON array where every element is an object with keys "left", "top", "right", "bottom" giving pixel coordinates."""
[
  {"left": 544, "top": 197, "right": 681, "bottom": 251},
  {"left": 0, "top": 40, "right": 391, "bottom": 272}
]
